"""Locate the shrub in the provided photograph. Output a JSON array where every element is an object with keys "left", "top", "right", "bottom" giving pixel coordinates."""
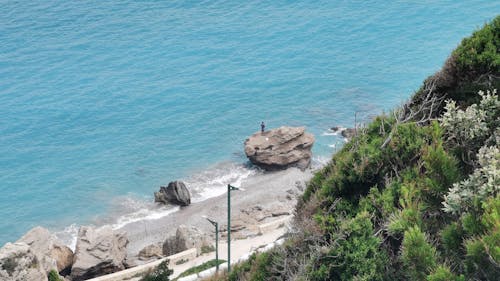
[
  {"left": 401, "top": 226, "right": 437, "bottom": 281},
  {"left": 313, "top": 211, "right": 388, "bottom": 281},
  {"left": 141, "top": 260, "right": 173, "bottom": 281},
  {"left": 440, "top": 89, "right": 499, "bottom": 164},
  {"left": 176, "top": 259, "right": 226, "bottom": 279},
  {"left": 387, "top": 183, "right": 422, "bottom": 236},
  {"left": 201, "top": 245, "right": 215, "bottom": 254},
  {"left": 453, "top": 16, "right": 500, "bottom": 80},
  {"left": 463, "top": 195, "right": 500, "bottom": 280},
  {"left": 427, "top": 265, "right": 465, "bottom": 281},
  {"left": 227, "top": 252, "right": 273, "bottom": 281},
  {"left": 440, "top": 222, "right": 464, "bottom": 265},
  {"left": 443, "top": 145, "right": 500, "bottom": 214},
  {"left": 421, "top": 124, "right": 460, "bottom": 202},
  {"left": 48, "top": 270, "right": 63, "bottom": 281}
]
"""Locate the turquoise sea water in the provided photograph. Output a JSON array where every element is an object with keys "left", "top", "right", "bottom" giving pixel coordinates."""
[{"left": 0, "top": 1, "right": 498, "bottom": 246}]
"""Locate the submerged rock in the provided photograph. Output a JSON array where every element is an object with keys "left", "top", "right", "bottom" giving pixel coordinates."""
[
  {"left": 244, "top": 126, "right": 315, "bottom": 170},
  {"left": 71, "top": 226, "right": 128, "bottom": 281},
  {"left": 0, "top": 242, "right": 47, "bottom": 281},
  {"left": 154, "top": 181, "right": 191, "bottom": 206}
]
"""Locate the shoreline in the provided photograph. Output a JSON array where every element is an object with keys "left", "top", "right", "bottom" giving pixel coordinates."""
[
  {"left": 120, "top": 167, "right": 314, "bottom": 264},
  {"left": 0, "top": 161, "right": 317, "bottom": 280}
]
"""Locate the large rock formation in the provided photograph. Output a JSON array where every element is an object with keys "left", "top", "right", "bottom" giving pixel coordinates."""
[
  {"left": 154, "top": 181, "right": 191, "bottom": 206},
  {"left": 17, "top": 226, "right": 73, "bottom": 274},
  {"left": 71, "top": 226, "right": 129, "bottom": 281},
  {"left": 162, "top": 225, "right": 211, "bottom": 256},
  {"left": 244, "top": 126, "right": 315, "bottom": 170},
  {"left": 0, "top": 226, "right": 73, "bottom": 280},
  {"left": 0, "top": 242, "right": 47, "bottom": 281}
]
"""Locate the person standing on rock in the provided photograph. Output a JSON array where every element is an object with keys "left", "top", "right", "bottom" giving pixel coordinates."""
[{"left": 261, "top": 121, "right": 265, "bottom": 133}]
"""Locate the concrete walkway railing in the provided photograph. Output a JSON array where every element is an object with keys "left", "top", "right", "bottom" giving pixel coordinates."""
[
  {"left": 86, "top": 248, "right": 197, "bottom": 281},
  {"left": 86, "top": 216, "right": 291, "bottom": 281}
]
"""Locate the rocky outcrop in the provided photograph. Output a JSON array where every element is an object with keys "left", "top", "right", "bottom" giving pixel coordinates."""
[
  {"left": 50, "top": 244, "right": 73, "bottom": 275},
  {"left": 154, "top": 181, "right": 191, "bottom": 206},
  {"left": 162, "top": 225, "right": 211, "bottom": 256},
  {"left": 331, "top": 126, "right": 356, "bottom": 139},
  {"left": 71, "top": 226, "right": 128, "bottom": 281},
  {"left": 17, "top": 226, "right": 73, "bottom": 274},
  {"left": 0, "top": 242, "right": 47, "bottom": 281},
  {"left": 244, "top": 126, "right": 315, "bottom": 170},
  {"left": 341, "top": 128, "right": 356, "bottom": 139},
  {"left": 138, "top": 243, "right": 163, "bottom": 261}
]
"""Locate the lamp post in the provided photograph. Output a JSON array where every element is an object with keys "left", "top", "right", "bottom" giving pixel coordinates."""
[
  {"left": 227, "top": 184, "right": 243, "bottom": 273},
  {"left": 202, "top": 216, "right": 219, "bottom": 272}
]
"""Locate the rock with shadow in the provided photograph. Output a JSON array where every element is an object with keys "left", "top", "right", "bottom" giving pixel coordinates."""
[
  {"left": 154, "top": 181, "right": 191, "bottom": 206},
  {"left": 244, "top": 126, "right": 315, "bottom": 171}
]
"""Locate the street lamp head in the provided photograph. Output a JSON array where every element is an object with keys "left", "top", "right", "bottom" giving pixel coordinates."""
[
  {"left": 228, "top": 184, "right": 244, "bottom": 191},
  {"left": 202, "top": 215, "right": 218, "bottom": 226}
]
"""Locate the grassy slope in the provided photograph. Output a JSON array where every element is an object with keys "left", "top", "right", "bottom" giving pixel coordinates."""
[{"left": 209, "top": 16, "right": 500, "bottom": 281}]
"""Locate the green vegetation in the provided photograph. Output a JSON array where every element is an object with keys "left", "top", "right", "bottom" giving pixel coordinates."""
[
  {"left": 175, "top": 259, "right": 226, "bottom": 280},
  {"left": 206, "top": 15, "right": 499, "bottom": 281},
  {"left": 201, "top": 245, "right": 216, "bottom": 254},
  {"left": 175, "top": 258, "right": 188, "bottom": 265},
  {"left": 48, "top": 269, "right": 63, "bottom": 281},
  {"left": 141, "top": 260, "right": 173, "bottom": 281}
]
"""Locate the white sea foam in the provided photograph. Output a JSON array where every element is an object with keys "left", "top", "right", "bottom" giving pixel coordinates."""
[
  {"left": 322, "top": 126, "right": 347, "bottom": 136},
  {"left": 54, "top": 224, "right": 79, "bottom": 251},
  {"left": 53, "top": 161, "right": 258, "bottom": 249},
  {"left": 185, "top": 162, "right": 258, "bottom": 202},
  {"left": 312, "top": 155, "right": 330, "bottom": 169},
  {"left": 110, "top": 206, "right": 180, "bottom": 230}
]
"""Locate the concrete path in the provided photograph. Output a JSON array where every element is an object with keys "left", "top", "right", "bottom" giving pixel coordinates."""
[{"left": 86, "top": 216, "right": 291, "bottom": 281}]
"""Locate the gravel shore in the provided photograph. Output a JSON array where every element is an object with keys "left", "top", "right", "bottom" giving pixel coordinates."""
[{"left": 120, "top": 167, "right": 313, "bottom": 263}]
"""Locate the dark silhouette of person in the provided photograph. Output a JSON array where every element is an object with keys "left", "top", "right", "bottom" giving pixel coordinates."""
[{"left": 261, "top": 121, "right": 265, "bottom": 133}]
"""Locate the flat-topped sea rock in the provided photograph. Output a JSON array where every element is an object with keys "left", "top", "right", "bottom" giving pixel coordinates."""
[{"left": 244, "top": 126, "right": 315, "bottom": 170}]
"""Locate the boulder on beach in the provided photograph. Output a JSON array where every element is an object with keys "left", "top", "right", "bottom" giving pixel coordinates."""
[
  {"left": 154, "top": 181, "right": 191, "bottom": 206},
  {"left": 162, "top": 225, "right": 211, "bottom": 256},
  {"left": 244, "top": 126, "right": 315, "bottom": 170},
  {"left": 138, "top": 243, "right": 163, "bottom": 261},
  {"left": 71, "top": 226, "right": 128, "bottom": 281},
  {"left": 17, "top": 226, "right": 73, "bottom": 274},
  {"left": 0, "top": 242, "right": 47, "bottom": 281}
]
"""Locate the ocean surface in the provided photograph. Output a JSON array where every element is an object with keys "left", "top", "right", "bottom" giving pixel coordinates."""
[{"left": 0, "top": 0, "right": 498, "bottom": 247}]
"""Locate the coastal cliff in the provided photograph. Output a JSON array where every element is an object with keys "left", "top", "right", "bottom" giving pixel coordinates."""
[{"left": 212, "top": 15, "right": 500, "bottom": 281}]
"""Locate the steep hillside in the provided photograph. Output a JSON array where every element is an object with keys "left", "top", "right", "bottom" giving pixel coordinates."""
[{"left": 210, "top": 16, "right": 500, "bottom": 281}]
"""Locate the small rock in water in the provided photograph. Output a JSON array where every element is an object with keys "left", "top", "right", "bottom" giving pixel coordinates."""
[
  {"left": 341, "top": 128, "right": 356, "bottom": 139},
  {"left": 154, "top": 181, "right": 191, "bottom": 206}
]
